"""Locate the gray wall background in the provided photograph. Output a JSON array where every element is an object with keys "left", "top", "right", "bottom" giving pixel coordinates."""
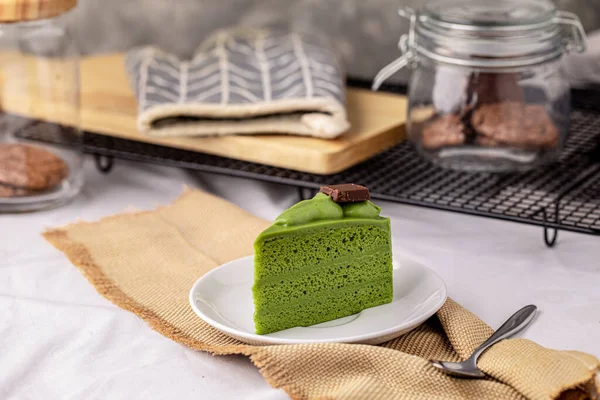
[{"left": 64, "top": 0, "right": 600, "bottom": 81}]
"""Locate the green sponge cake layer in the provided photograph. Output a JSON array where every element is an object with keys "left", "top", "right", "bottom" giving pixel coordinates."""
[{"left": 252, "top": 192, "right": 393, "bottom": 335}]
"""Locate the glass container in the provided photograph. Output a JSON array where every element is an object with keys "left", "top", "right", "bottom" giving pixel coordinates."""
[
  {"left": 0, "top": 0, "right": 81, "bottom": 212},
  {"left": 374, "top": 0, "right": 587, "bottom": 172}
]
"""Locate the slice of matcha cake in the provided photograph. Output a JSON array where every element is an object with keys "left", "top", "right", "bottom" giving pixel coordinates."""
[{"left": 252, "top": 184, "right": 393, "bottom": 335}]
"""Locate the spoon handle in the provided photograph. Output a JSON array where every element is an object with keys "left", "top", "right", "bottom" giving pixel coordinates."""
[{"left": 469, "top": 305, "right": 537, "bottom": 361}]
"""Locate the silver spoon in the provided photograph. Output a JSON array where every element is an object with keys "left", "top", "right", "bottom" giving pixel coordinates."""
[{"left": 431, "top": 304, "right": 537, "bottom": 378}]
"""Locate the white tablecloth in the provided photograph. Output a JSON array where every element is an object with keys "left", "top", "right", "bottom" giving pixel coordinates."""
[{"left": 2, "top": 158, "right": 599, "bottom": 400}]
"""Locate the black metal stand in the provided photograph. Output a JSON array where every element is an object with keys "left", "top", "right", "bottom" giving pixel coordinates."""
[
  {"left": 76, "top": 87, "right": 600, "bottom": 248},
  {"left": 94, "top": 154, "right": 114, "bottom": 174},
  {"left": 90, "top": 153, "right": 581, "bottom": 248},
  {"left": 542, "top": 203, "right": 559, "bottom": 248},
  {"left": 297, "top": 187, "right": 317, "bottom": 201}
]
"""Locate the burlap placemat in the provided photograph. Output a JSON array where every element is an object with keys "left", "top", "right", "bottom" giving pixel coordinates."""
[{"left": 44, "top": 189, "right": 599, "bottom": 400}]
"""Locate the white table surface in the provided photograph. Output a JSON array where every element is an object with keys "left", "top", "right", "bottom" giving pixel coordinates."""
[{"left": 1, "top": 157, "right": 599, "bottom": 400}]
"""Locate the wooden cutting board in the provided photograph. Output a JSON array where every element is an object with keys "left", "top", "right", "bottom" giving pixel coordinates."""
[{"left": 0, "top": 53, "right": 407, "bottom": 174}]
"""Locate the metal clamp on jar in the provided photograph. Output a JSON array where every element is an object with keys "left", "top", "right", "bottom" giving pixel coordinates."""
[{"left": 374, "top": 0, "right": 587, "bottom": 172}]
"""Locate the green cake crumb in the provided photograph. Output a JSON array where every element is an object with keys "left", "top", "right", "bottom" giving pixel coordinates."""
[{"left": 253, "top": 192, "right": 393, "bottom": 335}]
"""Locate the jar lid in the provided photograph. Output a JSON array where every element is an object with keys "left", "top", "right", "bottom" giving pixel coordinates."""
[
  {"left": 411, "top": 0, "right": 586, "bottom": 68},
  {"left": 0, "top": 0, "right": 77, "bottom": 22},
  {"left": 373, "top": 0, "right": 587, "bottom": 90},
  {"left": 423, "top": 0, "right": 554, "bottom": 28}
]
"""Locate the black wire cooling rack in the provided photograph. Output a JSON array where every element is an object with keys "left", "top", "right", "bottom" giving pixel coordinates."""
[{"left": 20, "top": 83, "right": 600, "bottom": 247}]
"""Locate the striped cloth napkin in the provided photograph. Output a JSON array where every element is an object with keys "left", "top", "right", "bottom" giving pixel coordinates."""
[{"left": 126, "top": 28, "right": 350, "bottom": 139}]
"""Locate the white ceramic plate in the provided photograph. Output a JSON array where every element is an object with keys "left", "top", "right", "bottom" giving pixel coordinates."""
[{"left": 189, "top": 254, "right": 447, "bottom": 345}]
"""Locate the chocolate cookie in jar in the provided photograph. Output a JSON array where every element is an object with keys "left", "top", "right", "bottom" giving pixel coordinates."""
[
  {"left": 0, "top": 0, "right": 82, "bottom": 212},
  {"left": 373, "top": 0, "right": 587, "bottom": 172}
]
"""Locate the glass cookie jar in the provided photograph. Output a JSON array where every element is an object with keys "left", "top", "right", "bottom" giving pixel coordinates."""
[
  {"left": 374, "top": 0, "right": 587, "bottom": 172},
  {"left": 0, "top": 0, "right": 82, "bottom": 212}
]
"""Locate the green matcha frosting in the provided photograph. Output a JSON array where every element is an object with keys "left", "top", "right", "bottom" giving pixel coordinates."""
[
  {"left": 274, "top": 192, "right": 382, "bottom": 227},
  {"left": 342, "top": 201, "right": 382, "bottom": 218}
]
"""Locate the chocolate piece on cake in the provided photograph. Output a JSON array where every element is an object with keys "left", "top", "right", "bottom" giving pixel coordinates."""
[{"left": 319, "top": 183, "right": 370, "bottom": 203}]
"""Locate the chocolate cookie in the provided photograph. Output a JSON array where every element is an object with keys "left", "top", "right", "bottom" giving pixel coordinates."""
[
  {"left": 471, "top": 102, "right": 559, "bottom": 149},
  {"left": 0, "top": 144, "right": 68, "bottom": 191},
  {"left": 0, "top": 183, "right": 37, "bottom": 198},
  {"left": 421, "top": 114, "right": 467, "bottom": 149},
  {"left": 467, "top": 73, "right": 525, "bottom": 105}
]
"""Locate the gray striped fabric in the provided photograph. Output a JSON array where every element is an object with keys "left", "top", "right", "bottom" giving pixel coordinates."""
[{"left": 126, "top": 28, "right": 349, "bottom": 139}]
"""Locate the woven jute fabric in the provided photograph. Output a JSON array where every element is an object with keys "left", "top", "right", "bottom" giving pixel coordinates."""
[{"left": 44, "top": 189, "right": 599, "bottom": 400}]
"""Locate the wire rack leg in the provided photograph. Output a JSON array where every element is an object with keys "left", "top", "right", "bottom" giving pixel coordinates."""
[
  {"left": 542, "top": 202, "right": 560, "bottom": 248},
  {"left": 297, "top": 187, "right": 316, "bottom": 201},
  {"left": 297, "top": 187, "right": 307, "bottom": 201},
  {"left": 94, "top": 154, "right": 115, "bottom": 174}
]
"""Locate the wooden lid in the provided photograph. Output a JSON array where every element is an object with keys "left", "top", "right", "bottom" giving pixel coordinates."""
[{"left": 0, "top": 0, "right": 77, "bottom": 22}]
